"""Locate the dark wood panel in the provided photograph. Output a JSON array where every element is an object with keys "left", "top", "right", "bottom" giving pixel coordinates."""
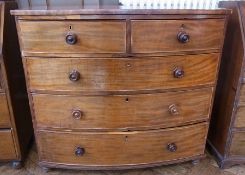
[
  {"left": 32, "top": 88, "right": 213, "bottom": 131},
  {"left": 26, "top": 54, "right": 219, "bottom": 92},
  {"left": 37, "top": 123, "right": 208, "bottom": 167},
  {"left": 131, "top": 19, "right": 225, "bottom": 53},
  {"left": 18, "top": 20, "right": 126, "bottom": 54},
  {"left": 0, "top": 130, "right": 17, "bottom": 160},
  {"left": 0, "top": 1, "right": 33, "bottom": 164}
]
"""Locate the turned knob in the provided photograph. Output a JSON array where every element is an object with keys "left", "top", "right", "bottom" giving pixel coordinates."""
[
  {"left": 177, "top": 32, "right": 190, "bottom": 43},
  {"left": 169, "top": 104, "right": 179, "bottom": 115},
  {"left": 69, "top": 70, "right": 80, "bottom": 82},
  {"left": 167, "top": 143, "right": 177, "bottom": 152},
  {"left": 66, "top": 33, "right": 77, "bottom": 45},
  {"left": 173, "top": 68, "right": 184, "bottom": 78},
  {"left": 72, "top": 110, "right": 83, "bottom": 120},
  {"left": 75, "top": 147, "right": 85, "bottom": 156}
]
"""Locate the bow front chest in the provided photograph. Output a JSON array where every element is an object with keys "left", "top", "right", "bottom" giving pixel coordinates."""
[{"left": 12, "top": 4, "right": 230, "bottom": 170}]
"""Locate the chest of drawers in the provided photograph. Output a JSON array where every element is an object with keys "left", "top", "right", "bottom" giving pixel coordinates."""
[
  {"left": 0, "top": 1, "right": 33, "bottom": 169},
  {"left": 12, "top": 4, "right": 229, "bottom": 171},
  {"left": 208, "top": 1, "right": 245, "bottom": 168}
]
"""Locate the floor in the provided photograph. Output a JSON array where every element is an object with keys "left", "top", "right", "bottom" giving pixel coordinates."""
[{"left": 0, "top": 144, "right": 244, "bottom": 175}]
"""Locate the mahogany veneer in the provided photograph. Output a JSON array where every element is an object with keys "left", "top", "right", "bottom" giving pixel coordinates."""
[
  {"left": 0, "top": 1, "right": 32, "bottom": 169},
  {"left": 12, "top": 2, "right": 229, "bottom": 171}
]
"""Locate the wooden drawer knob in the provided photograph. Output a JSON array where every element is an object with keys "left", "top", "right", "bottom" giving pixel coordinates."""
[
  {"left": 169, "top": 104, "right": 179, "bottom": 115},
  {"left": 173, "top": 68, "right": 184, "bottom": 78},
  {"left": 72, "top": 110, "right": 83, "bottom": 120},
  {"left": 69, "top": 70, "right": 80, "bottom": 82},
  {"left": 177, "top": 32, "right": 190, "bottom": 43},
  {"left": 167, "top": 143, "right": 177, "bottom": 152},
  {"left": 66, "top": 33, "right": 77, "bottom": 45},
  {"left": 75, "top": 147, "right": 85, "bottom": 156}
]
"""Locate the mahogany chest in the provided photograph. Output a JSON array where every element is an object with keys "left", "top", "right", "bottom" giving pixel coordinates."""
[
  {"left": 208, "top": 1, "right": 245, "bottom": 168},
  {"left": 12, "top": 2, "right": 229, "bottom": 171},
  {"left": 0, "top": 0, "right": 32, "bottom": 168}
]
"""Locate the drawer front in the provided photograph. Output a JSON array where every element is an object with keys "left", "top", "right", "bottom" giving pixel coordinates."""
[
  {"left": 0, "top": 130, "right": 17, "bottom": 160},
  {"left": 131, "top": 19, "right": 225, "bottom": 53},
  {"left": 18, "top": 20, "right": 126, "bottom": 54},
  {"left": 37, "top": 123, "right": 208, "bottom": 166},
  {"left": 33, "top": 88, "right": 213, "bottom": 130},
  {"left": 26, "top": 53, "right": 219, "bottom": 92},
  {"left": 234, "top": 106, "right": 245, "bottom": 128},
  {"left": 230, "top": 132, "right": 245, "bottom": 156},
  {"left": 0, "top": 94, "right": 11, "bottom": 128}
]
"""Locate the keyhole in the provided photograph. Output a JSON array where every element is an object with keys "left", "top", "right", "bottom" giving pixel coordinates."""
[
  {"left": 125, "top": 135, "right": 128, "bottom": 142},
  {"left": 125, "top": 98, "right": 129, "bottom": 102},
  {"left": 69, "top": 25, "right": 72, "bottom": 30}
]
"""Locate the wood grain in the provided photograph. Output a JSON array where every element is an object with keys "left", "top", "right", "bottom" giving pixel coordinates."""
[
  {"left": 0, "top": 130, "right": 17, "bottom": 160},
  {"left": 234, "top": 106, "right": 245, "bottom": 128},
  {"left": 32, "top": 88, "right": 213, "bottom": 131},
  {"left": 0, "top": 93, "right": 11, "bottom": 128},
  {"left": 230, "top": 131, "right": 245, "bottom": 156},
  {"left": 25, "top": 53, "right": 220, "bottom": 93},
  {"left": 131, "top": 19, "right": 225, "bottom": 53},
  {"left": 18, "top": 20, "right": 126, "bottom": 54},
  {"left": 37, "top": 122, "right": 208, "bottom": 167}
]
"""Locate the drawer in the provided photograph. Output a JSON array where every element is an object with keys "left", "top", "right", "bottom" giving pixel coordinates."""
[
  {"left": 234, "top": 106, "right": 245, "bottom": 128},
  {"left": 18, "top": 20, "right": 126, "bottom": 54},
  {"left": 239, "top": 85, "right": 245, "bottom": 105},
  {"left": 26, "top": 53, "right": 219, "bottom": 92},
  {"left": 0, "top": 94, "right": 11, "bottom": 128},
  {"left": 131, "top": 19, "right": 225, "bottom": 53},
  {"left": 0, "top": 130, "right": 17, "bottom": 160},
  {"left": 230, "top": 131, "right": 245, "bottom": 156},
  {"left": 33, "top": 88, "right": 213, "bottom": 130},
  {"left": 37, "top": 122, "right": 208, "bottom": 167}
]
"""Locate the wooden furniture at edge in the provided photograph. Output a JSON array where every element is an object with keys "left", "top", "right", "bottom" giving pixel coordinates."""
[
  {"left": 0, "top": 0, "right": 33, "bottom": 169},
  {"left": 208, "top": 1, "right": 245, "bottom": 169},
  {"left": 11, "top": 4, "right": 230, "bottom": 171}
]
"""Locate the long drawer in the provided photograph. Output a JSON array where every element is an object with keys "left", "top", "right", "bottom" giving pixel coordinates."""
[
  {"left": 33, "top": 88, "right": 213, "bottom": 130},
  {"left": 37, "top": 122, "right": 208, "bottom": 167},
  {"left": 0, "top": 93, "right": 11, "bottom": 128},
  {"left": 18, "top": 20, "right": 126, "bottom": 54},
  {"left": 0, "top": 130, "right": 17, "bottom": 160},
  {"left": 26, "top": 53, "right": 219, "bottom": 92},
  {"left": 131, "top": 19, "right": 225, "bottom": 53}
]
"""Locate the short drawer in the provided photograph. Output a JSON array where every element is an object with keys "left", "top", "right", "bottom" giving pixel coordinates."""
[
  {"left": 0, "top": 94, "right": 11, "bottom": 128},
  {"left": 18, "top": 20, "right": 126, "bottom": 54},
  {"left": 234, "top": 106, "right": 245, "bottom": 128},
  {"left": 230, "top": 131, "right": 245, "bottom": 156},
  {"left": 37, "top": 122, "right": 208, "bottom": 167},
  {"left": 0, "top": 130, "right": 17, "bottom": 160},
  {"left": 26, "top": 53, "right": 219, "bottom": 92},
  {"left": 131, "top": 19, "right": 225, "bottom": 53},
  {"left": 33, "top": 88, "right": 213, "bottom": 130}
]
